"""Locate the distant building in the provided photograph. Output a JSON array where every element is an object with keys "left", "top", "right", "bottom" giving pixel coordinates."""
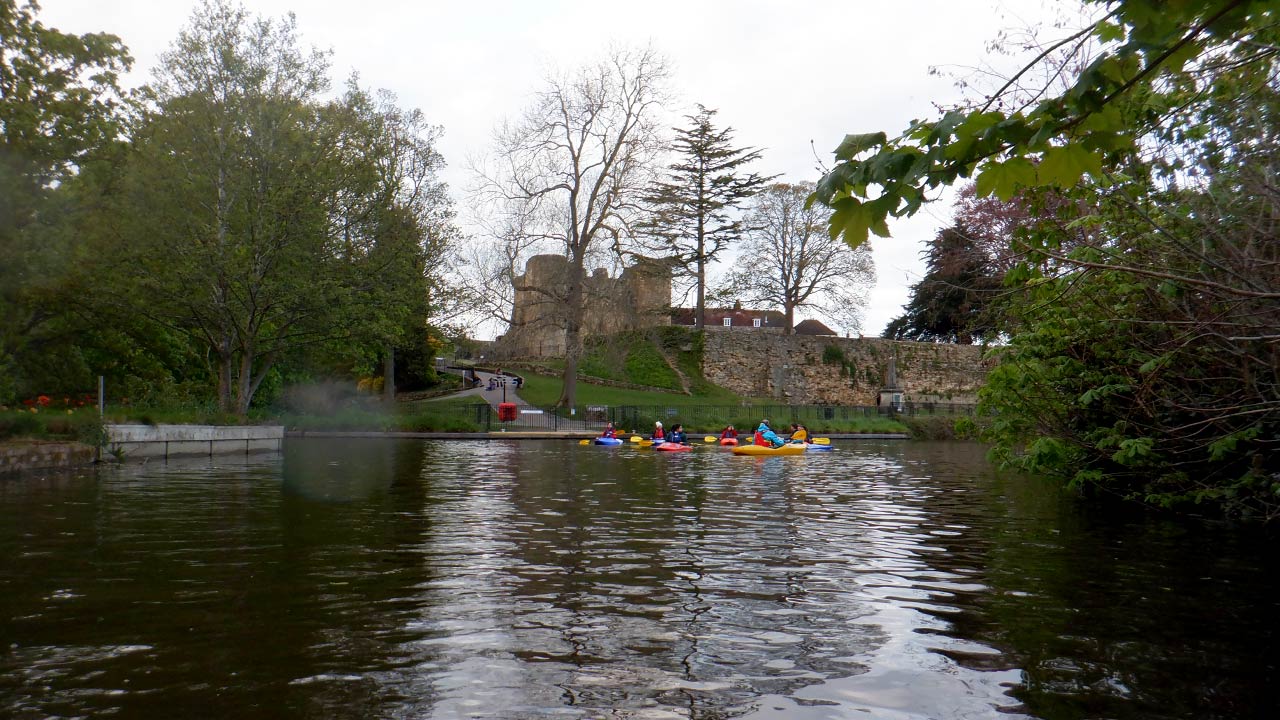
[
  {"left": 671, "top": 303, "right": 784, "bottom": 329},
  {"left": 793, "top": 319, "right": 837, "bottom": 336}
]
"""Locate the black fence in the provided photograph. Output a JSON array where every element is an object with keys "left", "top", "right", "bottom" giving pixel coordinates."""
[{"left": 466, "top": 402, "right": 975, "bottom": 432}]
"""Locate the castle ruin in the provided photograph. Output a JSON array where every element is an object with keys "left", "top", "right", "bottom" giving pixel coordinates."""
[{"left": 499, "top": 255, "right": 674, "bottom": 358}]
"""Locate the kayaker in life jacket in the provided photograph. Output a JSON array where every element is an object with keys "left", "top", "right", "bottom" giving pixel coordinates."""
[
  {"left": 600, "top": 422, "right": 616, "bottom": 439},
  {"left": 670, "top": 424, "right": 688, "bottom": 444},
  {"left": 721, "top": 425, "right": 737, "bottom": 440},
  {"left": 789, "top": 423, "right": 809, "bottom": 444},
  {"left": 754, "top": 419, "right": 782, "bottom": 448},
  {"left": 652, "top": 421, "right": 665, "bottom": 442},
  {"left": 755, "top": 419, "right": 784, "bottom": 448}
]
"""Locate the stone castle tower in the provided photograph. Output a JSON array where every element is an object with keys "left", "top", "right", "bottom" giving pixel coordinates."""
[{"left": 501, "top": 255, "right": 673, "bottom": 357}]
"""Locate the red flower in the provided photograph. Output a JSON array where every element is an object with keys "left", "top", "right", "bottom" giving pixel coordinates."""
[
  {"left": 37, "top": 395, "right": 51, "bottom": 406},
  {"left": 22, "top": 399, "right": 34, "bottom": 407}
]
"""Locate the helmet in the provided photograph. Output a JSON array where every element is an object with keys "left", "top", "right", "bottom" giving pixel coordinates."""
[{"left": 655, "top": 421, "right": 663, "bottom": 427}]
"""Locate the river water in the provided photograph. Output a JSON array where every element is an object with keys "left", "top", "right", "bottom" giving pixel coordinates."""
[{"left": 1, "top": 439, "right": 1275, "bottom": 719}]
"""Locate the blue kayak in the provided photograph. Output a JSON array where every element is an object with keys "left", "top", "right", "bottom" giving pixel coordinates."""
[
  {"left": 593, "top": 437, "right": 623, "bottom": 446},
  {"left": 802, "top": 443, "right": 833, "bottom": 451}
]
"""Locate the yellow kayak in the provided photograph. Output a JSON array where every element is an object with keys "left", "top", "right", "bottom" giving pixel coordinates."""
[{"left": 731, "top": 443, "right": 806, "bottom": 456}]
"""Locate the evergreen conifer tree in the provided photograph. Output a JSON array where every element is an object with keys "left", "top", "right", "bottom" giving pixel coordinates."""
[{"left": 642, "top": 105, "right": 773, "bottom": 329}]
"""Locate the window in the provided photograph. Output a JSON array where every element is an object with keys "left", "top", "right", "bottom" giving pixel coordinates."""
[
  {"left": 723, "top": 317, "right": 732, "bottom": 327},
  {"left": 753, "top": 318, "right": 762, "bottom": 328}
]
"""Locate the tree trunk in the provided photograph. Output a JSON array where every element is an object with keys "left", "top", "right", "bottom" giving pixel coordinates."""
[
  {"left": 216, "top": 340, "right": 234, "bottom": 414},
  {"left": 695, "top": 222, "right": 706, "bottom": 330},
  {"left": 383, "top": 346, "right": 395, "bottom": 402},
  {"left": 783, "top": 304, "right": 795, "bottom": 335},
  {"left": 234, "top": 348, "right": 255, "bottom": 416}
]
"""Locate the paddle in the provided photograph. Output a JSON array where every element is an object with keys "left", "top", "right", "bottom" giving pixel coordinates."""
[
  {"left": 813, "top": 437, "right": 830, "bottom": 444},
  {"left": 638, "top": 440, "right": 654, "bottom": 447},
  {"left": 579, "top": 439, "right": 591, "bottom": 445},
  {"left": 629, "top": 436, "right": 643, "bottom": 443},
  {"left": 703, "top": 436, "right": 716, "bottom": 443}
]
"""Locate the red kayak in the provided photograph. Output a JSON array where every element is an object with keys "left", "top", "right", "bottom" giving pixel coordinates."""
[
  {"left": 653, "top": 442, "right": 692, "bottom": 452},
  {"left": 719, "top": 438, "right": 738, "bottom": 446}
]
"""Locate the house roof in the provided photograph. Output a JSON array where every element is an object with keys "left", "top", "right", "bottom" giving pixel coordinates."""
[
  {"left": 671, "top": 307, "right": 785, "bottom": 326},
  {"left": 794, "top": 319, "right": 837, "bottom": 336}
]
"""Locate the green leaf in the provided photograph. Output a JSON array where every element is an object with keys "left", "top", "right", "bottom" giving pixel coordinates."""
[
  {"left": 1037, "top": 144, "right": 1103, "bottom": 187},
  {"left": 974, "top": 157, "right": 1037, "bottom": 201},
  {"left": 834, "top": 132, "right": 887, "bottom": 160},
  {"left": 1096, "top": 19, "right": 1125, "bottom": 44},
  {"left": 828, "top": 199, "right": 870, "bottom": 246}
]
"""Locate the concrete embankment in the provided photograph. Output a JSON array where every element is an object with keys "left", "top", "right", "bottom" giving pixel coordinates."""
[
  {"left": 0, "top": 441, "right": 96, "bottom": 474},
  {"left": 107, "top": 424, "right": 284, "bottom": 459}
]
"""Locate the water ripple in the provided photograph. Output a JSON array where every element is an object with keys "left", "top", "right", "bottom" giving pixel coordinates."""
[{"left": 1, "top": 439, "right": 1274, "bottom": 719}]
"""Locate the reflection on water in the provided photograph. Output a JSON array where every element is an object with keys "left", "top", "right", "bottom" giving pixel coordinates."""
[{"left": 0, "top": 439, "right": 1275, "bottom": 719}]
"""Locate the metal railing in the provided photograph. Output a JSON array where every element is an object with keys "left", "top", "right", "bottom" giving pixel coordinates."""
[{"left": 466, "top": 402, "right": 975, "bottom": 432}]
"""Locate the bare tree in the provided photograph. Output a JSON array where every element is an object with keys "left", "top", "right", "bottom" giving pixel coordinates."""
[
  {"left": 720, "top": 182, "right": 875, "bottom": 334},
  {"left": 473, "top": 46, "right": 669, "bottom": 407},
  {"left": 453, "top": 201, "right": 546, "bottom": 337}
]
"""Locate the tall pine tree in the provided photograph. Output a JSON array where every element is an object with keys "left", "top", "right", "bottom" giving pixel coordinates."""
[{"left": 642, "top": 105, "right": 773, "bottom": 329}]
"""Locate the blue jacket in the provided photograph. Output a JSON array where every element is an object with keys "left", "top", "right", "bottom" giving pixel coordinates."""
[{"left": 761, "top": 429, "right": 784, "bottom": 448}]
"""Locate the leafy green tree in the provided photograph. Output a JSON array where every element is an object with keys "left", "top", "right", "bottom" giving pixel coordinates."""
[
  {"left": 641, "top": 105, "right": 772, "bottom": 329},
  {"left": 720, "top": 183, "right": 874, "bottom": 334},
  {"left": 815, "top": 0, "right": 1278, "bottom": 515},
  {"left": 0, "top": 0, "right": 130, "bottom": 400},
  {"left": 99, "top": 0, "right": 451, "bottom": 415}
]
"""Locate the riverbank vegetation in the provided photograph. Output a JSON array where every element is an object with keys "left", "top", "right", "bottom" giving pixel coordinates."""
[
  {"left": 819, "top": 1, "right": 1279, "bottom": 518},
  {"left": 1, "top": 0, "right": 459, "bottom": 422}
]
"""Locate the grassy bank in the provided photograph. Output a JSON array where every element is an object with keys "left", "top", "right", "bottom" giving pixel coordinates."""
[{"left": 0, "top": 408, "right": 107, "bottom": 445}]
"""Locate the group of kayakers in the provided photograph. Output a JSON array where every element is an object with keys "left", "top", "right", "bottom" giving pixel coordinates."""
[{"left": 598, "top": 418, "right": 813, "bottom": 447}]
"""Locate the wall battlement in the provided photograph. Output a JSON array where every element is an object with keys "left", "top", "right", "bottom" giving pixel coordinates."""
[{"left": 501, "top": 255, "right": 673, "bottom": 357}]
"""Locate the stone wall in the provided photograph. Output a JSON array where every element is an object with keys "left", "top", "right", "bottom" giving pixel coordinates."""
[
  {"left": 501, "top": 255, "right": 674, "bottom": 358},
  {"left": 0, "top": 441, "right": 96, "bottom": 474},
  {"left": 701, "top": 330, "right": 991, "bottom": 405}
]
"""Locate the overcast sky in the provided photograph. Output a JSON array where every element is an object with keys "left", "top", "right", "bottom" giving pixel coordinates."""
[{"left": 39, "top": 0, "right": 1063, "bottom": 338}]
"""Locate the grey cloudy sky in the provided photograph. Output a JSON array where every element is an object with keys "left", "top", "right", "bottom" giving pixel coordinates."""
[{"left": 39, "top": 0, "right": 1061, "bottom": 337}]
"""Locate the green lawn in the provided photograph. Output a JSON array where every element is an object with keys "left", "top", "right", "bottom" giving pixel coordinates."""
[
  {"left": 511, "top": 371, "right": 909, "bottom": 435},
  {"left": 515, "top": 371, "right": 743, "bottom": 407}
]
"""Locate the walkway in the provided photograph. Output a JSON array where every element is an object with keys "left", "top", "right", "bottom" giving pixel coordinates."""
[{"left": 428, "top": 368, "right": 591, "bottom": 432}]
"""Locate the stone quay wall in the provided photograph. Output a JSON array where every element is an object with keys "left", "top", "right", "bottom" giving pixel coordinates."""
[
  {"left": 107, "top": 424, "right": 284, "bottom": 459},
  {"left": 701, "top": 330, "right": 992, "bottom": 405},
  {"left": 0, "top": 441, "right": 96, "bottom": 474}
]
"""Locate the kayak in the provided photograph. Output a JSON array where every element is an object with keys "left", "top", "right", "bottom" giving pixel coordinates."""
[
  {"left": 593, "top": 437, "right": 623, "bottom": 446},
  {"left": 653, "top": 442, "right": 692, "bottom": 452},
  {"left": 732, "top": 444, "right": 805, "bottom": 456},
  {"left": 719, "top": 438, "right": 738, "bottom": 446},
  {"left": 803, "top": 443, "right": 833, "bottom": 451}
]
